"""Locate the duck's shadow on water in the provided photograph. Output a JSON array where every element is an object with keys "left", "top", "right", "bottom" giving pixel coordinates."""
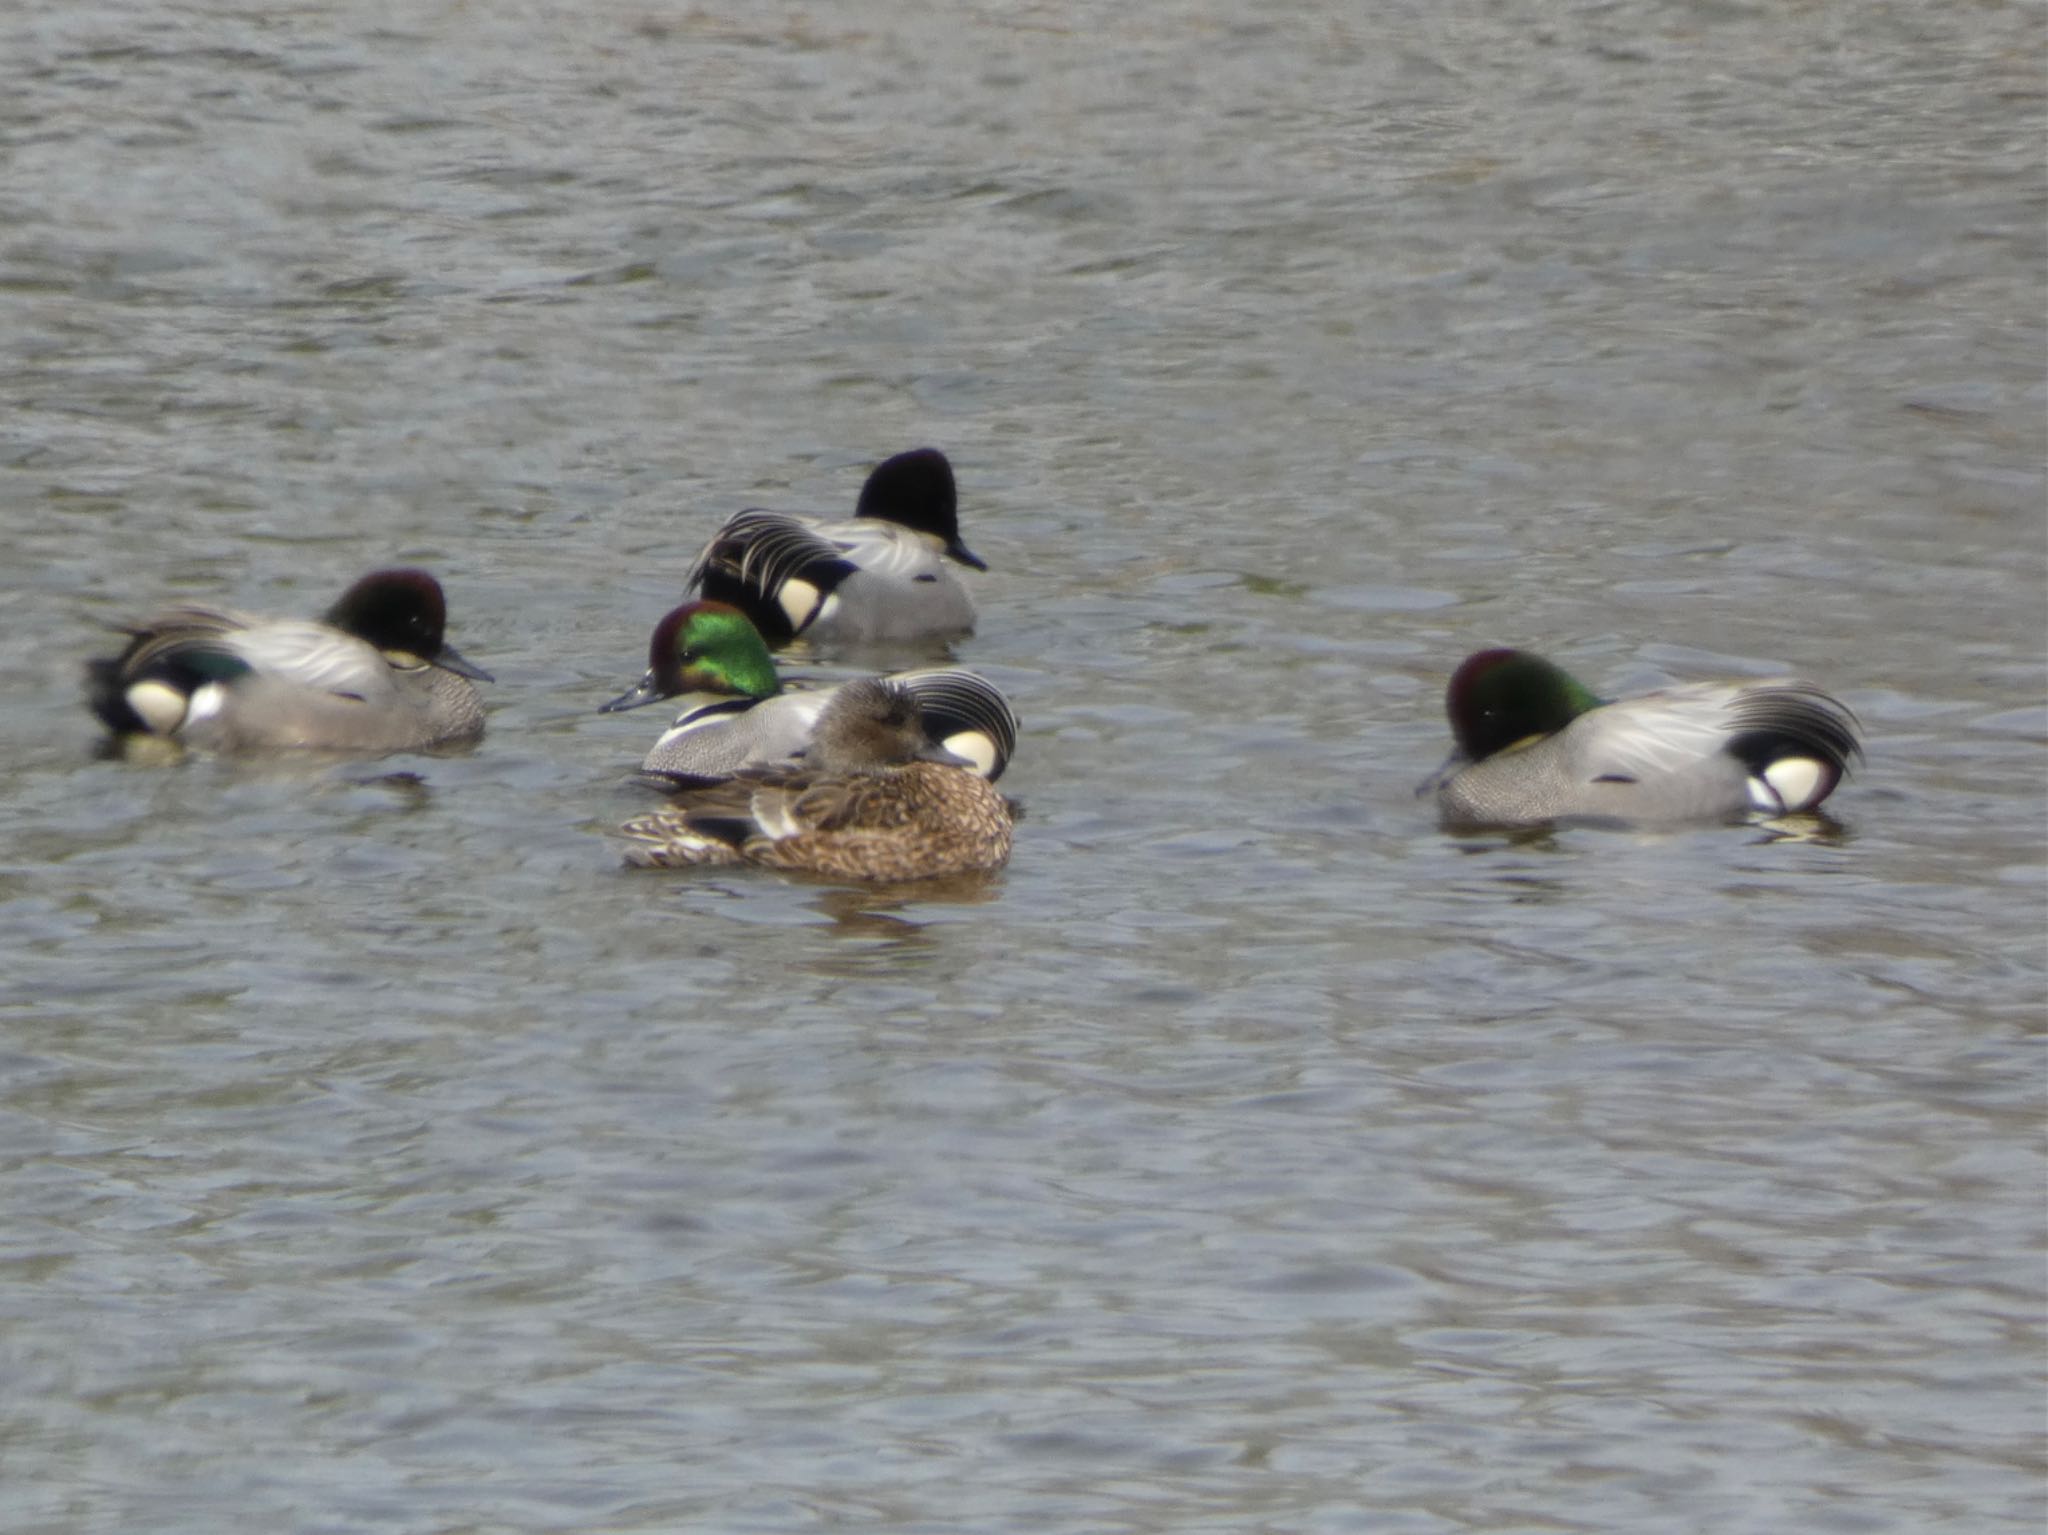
[
  {"left": 1746, "top": 810, "right": 1854, "bottom": 847},
  {"left": 630, "top": 864, "right": 1005, "bottom": 955},
  {"left": 721, "top": 871, "right": 1008, "bottom": 979},
  {"left": 809, "top": 872, "right": 1006, "bottom": 939},
  {"left": 1429, "top": 812, "right": 1857, "bottom": 906},
  {"left": 92, "top": 731, "right": 484, "bottom": 791},
  {"left": 1438, "top": 809, "right": 1854, "bottom": 855}
]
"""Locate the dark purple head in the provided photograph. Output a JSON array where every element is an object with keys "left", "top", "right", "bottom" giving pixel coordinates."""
[
  {"left": 326, "top": 568, "right": 492, "bottom": 681},
  {"left": 854, "top": 448, "right": 984, "bottom": 570}
]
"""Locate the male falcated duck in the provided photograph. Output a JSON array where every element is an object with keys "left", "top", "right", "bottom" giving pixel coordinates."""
[
  {"left": 683, "top": 447, "right": 984, "bottom": 647},
  {"left": 87, "top": 568, "right": 492, "bottom": 753},
  {"left": 1428, "top": 648, "right": 1862, "bottom": 826},
  {"left": 617, "top": 677, "right": 1015, "bottom": 880},
  {"left": 601, "top": 600, "right": 1017, "bottom": 787}
]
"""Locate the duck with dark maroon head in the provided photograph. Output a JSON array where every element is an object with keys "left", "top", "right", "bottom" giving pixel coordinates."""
[
  {"left": 86, "top": 568, "right": 492, "bottom": 755},
  {"left": 682, "top": 447, "right": 984, "bottom": 648}
]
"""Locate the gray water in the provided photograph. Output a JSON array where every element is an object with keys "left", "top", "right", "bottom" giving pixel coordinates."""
[{"left": 3, "top": 4, "right": 2043, "bottom": 1531}]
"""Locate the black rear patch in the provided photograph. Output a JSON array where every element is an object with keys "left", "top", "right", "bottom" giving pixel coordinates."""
[
  {"left": 683, "top": 815, "right": 756, "bottom": 849},
  {"left": 84, "top": 657, "right": 147, "bottom": 734},
  {"left": 86, "top": 637, "right": 253, "bottom": 736}
]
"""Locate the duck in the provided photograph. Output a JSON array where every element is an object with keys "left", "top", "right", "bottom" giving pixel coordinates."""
[
  {"left": 86, "top": 567, "right": 493, "bottom": 753},
  {"left": 683, "top": 446, "right": 984, "bottom": 647},
  {"left": 1427, "top": 648, "right": 1862, "bottom": 826},
  {"left": 600, "top": 600, "right": 1017, "bottom": 787},
  {"left": 617, "top": 676, "right": 1016, "bottom": 880}
]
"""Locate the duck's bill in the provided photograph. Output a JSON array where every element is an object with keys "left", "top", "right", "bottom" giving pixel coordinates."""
[
  {"left": 599, "top": 673, "right": 663, "bottom": 713},
  {"left": 435, "top": 644, "right": 495, "bottom": 684},
  {"left": 945, "top": 537, "right": 988, "bottom": 572},
  {"left": 1414, "top": 749, "right": 1468, "bottom": 799},
  {"left": 915, "top": 741, "right": 976, "bottom": 769}
]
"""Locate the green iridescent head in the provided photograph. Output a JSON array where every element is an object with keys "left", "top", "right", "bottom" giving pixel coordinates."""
[
  {"left": 600, "top": 601, "right": 782, "bottom": 713},
  {"left": 1445, "top": 649, "right": 1604, "bottom": 761}
]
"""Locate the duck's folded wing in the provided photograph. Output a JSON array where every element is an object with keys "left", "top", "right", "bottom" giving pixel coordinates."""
[
  {"left": 787, "top": 772, "right": 905, "bottom": 835},
  {"left": 617, "top": 780, "right": 760, "bottom": 864},
  {"left": 626, "top": 763, "right": 813, "bottom": 845},
  {"left": 829, "top": 519, "right": 946, "bottom": 581},
  {"left": 685, "top": 511, "right": 861, "bottom": 644},
  {"left": 1571, "top": 685, "right": 1749, "bottom": 785},
  {"left": 1577, "top": 681, "right": 1861, "bottom": 809},
  {"left": 103, "top": 604, "right": 244, "bottom": 673},
  {"left": 225, "top": 620, "right": 398, "bottom": 701}
]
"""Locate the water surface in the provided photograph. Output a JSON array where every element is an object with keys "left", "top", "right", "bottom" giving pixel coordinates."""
[{"left": 2, "top": 3, "right": 2042, "bottom": 1531}]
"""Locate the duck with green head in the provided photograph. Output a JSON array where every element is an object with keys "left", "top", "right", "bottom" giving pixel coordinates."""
[
  {"left": 1427, "top": 648, "right": 1862, "bottom": 826},
  {"left": 617, "top": 676, "right": 1015, "bottom": 880},
  {"left": 601, "top": 600, "right": 1018, "bottom": 788}
]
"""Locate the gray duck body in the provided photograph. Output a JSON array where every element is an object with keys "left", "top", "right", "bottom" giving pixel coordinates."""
[{"left": 87, "top": 569, "right": 490, "bottom": 754}]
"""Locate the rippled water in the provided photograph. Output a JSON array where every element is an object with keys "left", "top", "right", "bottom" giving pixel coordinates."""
[{"left": 3, "top": 3, "right": 2043, "bottom": 1531}]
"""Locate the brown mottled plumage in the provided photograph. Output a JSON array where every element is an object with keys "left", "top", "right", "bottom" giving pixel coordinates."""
[{"left": 618, "top": 677, "right": 1015, "bottom": 880}]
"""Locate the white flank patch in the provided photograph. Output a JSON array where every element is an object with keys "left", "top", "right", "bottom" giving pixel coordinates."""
[
  {"left": 778, "top": 579, "right": 821, "bottom": 632},
  {"left": 944, "top": 729, "right": 997, "bottom": 777},
  {"left": 751, "top": 789, "right": 803, "bottom": 842},
  {"left": 125, "top": 680, "right": 191, "bottom": 735},
  {"left": 1758, "top": 756, "right": 1826, "bottom": 813}
]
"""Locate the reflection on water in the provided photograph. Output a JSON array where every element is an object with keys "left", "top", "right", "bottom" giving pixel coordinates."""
[
  {"left": 1744, "top": 813, "right": 1854, "bottom": 848},
  {"left": 811, "top": 872, "right": 1008, "bottom": 934},
  {"left": 0, "top": 1, "right": 2042, "bottom": 1531}
]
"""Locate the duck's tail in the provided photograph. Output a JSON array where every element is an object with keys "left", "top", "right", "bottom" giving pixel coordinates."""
[
  {"left": 892, "top": 668, "right": 1019, "bottom": 781},
  {"left": 1727, "top": 683, "right": 1863, "bottom": 813},
  {"left": 686, "top": 512, "right": 860, "bottom": 646},
  {"left": 85, "top": 624, "right": 248, "bottom": 738}
]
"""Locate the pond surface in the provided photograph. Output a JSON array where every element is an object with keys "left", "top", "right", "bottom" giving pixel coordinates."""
[{"left": 2, "top": 3, "right": 2043, "bottom": 1531}]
